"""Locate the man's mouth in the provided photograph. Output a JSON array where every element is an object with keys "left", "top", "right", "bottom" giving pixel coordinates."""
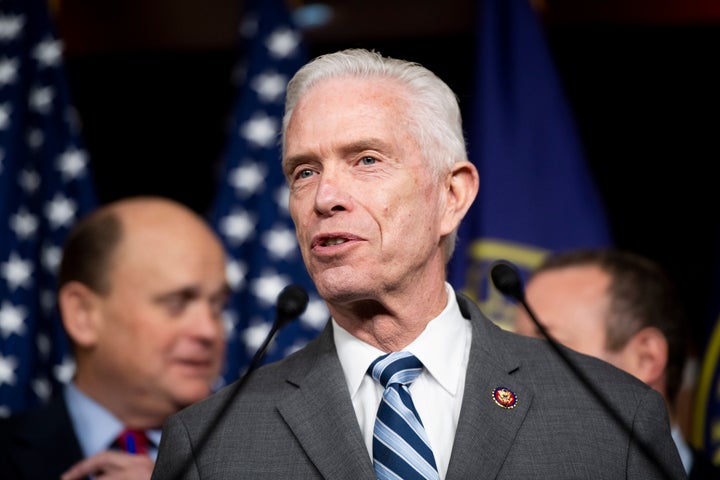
[
  {"left": 312, "top": 233, "right": 361, "bottom": 249},
  {"left": 322, "top": 237, "right": 347, "bottom": 246}
]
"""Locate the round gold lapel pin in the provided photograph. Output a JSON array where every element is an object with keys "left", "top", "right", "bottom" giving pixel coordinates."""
[{"left": 492, "top": 386, "right": 518, "bottom": 409}]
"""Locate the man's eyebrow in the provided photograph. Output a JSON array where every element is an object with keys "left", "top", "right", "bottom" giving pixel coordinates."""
[
  {"left": 283, "top": 153, "right": 314, "bottom": 175},
  {"left": 152, "top": 286, "right": 201, "bottom": 302},
  {"left": 339, "top": 138, "right": 393, "bottom": 156}
]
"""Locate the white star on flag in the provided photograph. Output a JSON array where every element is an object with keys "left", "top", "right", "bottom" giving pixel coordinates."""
[
  {"left": 262, "top": 226, "right": 299, "bottom": 260},
  {"left": 0, "top": 353, "right": 18, "bottom": 387},
  {"left": 219, "top": 209, "right": 257, "bottom": 245},
  {"left": 0, "top": 15, "right": 23, "bottom": 40},
  {"left": 32, "top": 37, "right": 62, "bottom": 68},
  {"left": 41, "top": 244, "right": 62, "bottom": 273},
  {"left": 0, "top": 58, "right": 18, "bottom": 85},
  {"left": 52, "top": 356, "right": 76, "bottom": 384},
  {"left": 57, "top": 147, "right": 88, "bottom": 180},
  {"left": 301, "top": 298, "right": 332, "bottom": 331},
  {"left": 29, "top": 85, "right": 53, "bottom": 114},
  {"left": 240, "top": 111, "right": 278, "bottom": 148},
  {"left": 225, "top": 258, "right": 248, "bottom": 291},
  {"left": 10, "top": 208, "right": 39, "bottom": 240},
  {"left": 222, "top": 310, "right": 237, "bottom": 338},
  {"left": 252, "top": 71, "right": 287, "bottom": 103},
  {"left": 266, "top": 27, "right": 300, "bottom": 59},
  {"left": 274, "top": 184, "right": 290, "bottom": 213},
  {"left": 0, "top": 301, "right": 26, "bottom": 338},
  {"left": 44, "top": 193, "right": 77, "bottom": 229},
  {"left": 241, "top": 321, "right": 273, "bottom": 353},
  {"left": 229, "top": 160, "right": 266, "bottom": 197},
  {"left": 1, "top": 252, "right": 33, "bottom": 291},
  {"left": 18, "top": 168, "right": 40, "bottom": 193},
  {"left": 250, "top": 271, "right": 292, "bottom": 307},
  {"left": 32, "top": 377, "right": 51, "bottom": 401}
]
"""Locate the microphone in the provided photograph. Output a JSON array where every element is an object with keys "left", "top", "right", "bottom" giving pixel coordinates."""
[
  {"left": 489, "top": 260, "right": 525, "bottom": 303},
  {"left": 167, "top": 284, "right": 309, "bottom": 479},
  {"left": 490, "top": 260, "right": 674, "bottom": 480},
  {"left": 490, "top": 261, "right": 555, "bottom": 344},
  {"left": 243, "top": 284, "right": 309, "bottom": 375},
  {"left": 275, "top": 284, "right": 310, "bottom": 329}
]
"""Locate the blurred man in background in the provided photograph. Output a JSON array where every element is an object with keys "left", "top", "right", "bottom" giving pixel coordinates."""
[
  {"left": 514, "top": 248, "right": 719, "bottom": 479},
  {"left": 0, "top": 196, "right": 230, "bottom": 479}
]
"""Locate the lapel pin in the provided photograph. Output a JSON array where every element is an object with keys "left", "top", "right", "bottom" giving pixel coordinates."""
[{"left": 492, "top": 386, "right": 518, "bottom": 409}]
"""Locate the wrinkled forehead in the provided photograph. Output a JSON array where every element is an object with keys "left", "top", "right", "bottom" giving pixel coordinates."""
[{"left": 283, "top": 76, "right": 416, "bottom": 159}]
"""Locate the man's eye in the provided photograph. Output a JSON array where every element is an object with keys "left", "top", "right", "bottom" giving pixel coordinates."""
[
  {"left": 298, "top": 169, "right": 314, "bottom": 179},
  {"left": 163, "top": 298, "right": 188, "bottom": 315},
  {"left": 210, "top": 293, "right": 231, "bottom": 319},
  {"left": 359, "top": 156, "right": 376, "bottom": 165}
]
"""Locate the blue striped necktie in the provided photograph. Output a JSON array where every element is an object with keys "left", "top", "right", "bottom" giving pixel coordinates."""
[{"left": 368, "top": 351, "right": 440, "bottom": 480}]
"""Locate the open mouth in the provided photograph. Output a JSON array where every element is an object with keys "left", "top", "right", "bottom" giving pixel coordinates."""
[{"left": 322, "top": 237, "right": 347, "bottom": 246}]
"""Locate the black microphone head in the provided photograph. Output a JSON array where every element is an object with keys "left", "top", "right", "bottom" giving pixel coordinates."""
[
  {"left": 490, "top": 260, "right": 525, "bottom": 302},
  {"left": 275, "top": 284, "right": 309, "bottom": 328}
]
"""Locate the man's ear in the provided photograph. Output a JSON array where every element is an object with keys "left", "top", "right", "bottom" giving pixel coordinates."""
[
  {"left": 440, "top": 160, "right": 480, "bottom": 236},
  {"left": 624, "top": 326, "right": 668, "bottom": 388},
  {"left": 58, "top": 281, "right": 102, "bottom": 347}
]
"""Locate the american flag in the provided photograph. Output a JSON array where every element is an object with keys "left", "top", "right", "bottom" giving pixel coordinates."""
[
  {"left": 0, "top": 0, "right": 98, "bottom": 416},
  {"left": 209, "top": 0, "right": 328, "bottom": 385}
]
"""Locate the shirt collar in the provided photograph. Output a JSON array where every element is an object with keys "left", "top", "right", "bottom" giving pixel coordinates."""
[
  {"left": 65, "top": 382, "right": 124, "bottom": 456},
  {"left": 64, "top": 382, "right": 162, "bottom": 456},
  {"left": 335, "top": 283, "right": 468, "bottom": 397}
]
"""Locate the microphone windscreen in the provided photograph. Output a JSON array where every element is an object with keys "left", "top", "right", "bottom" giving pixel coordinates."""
[
  {"left": 490, "top": 260, "right": 525, "bottom": 301},
  {"left": 276, "top": 284, "right": 309, "bottom": 325}
]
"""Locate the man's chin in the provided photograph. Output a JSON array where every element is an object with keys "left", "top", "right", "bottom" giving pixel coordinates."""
[
  {"left": 174, "top": 387, "right": 213, "bottom": 407},
  {"left": 312, "top": 270, "right": 370, "bottom": 301},
  {"left": 171, "top": 379, "right": 215, "bottom": 404}
]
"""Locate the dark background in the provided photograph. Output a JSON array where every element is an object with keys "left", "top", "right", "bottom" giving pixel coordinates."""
[{"left": 53, "top": 0, "right": 720, "bottom": 352}]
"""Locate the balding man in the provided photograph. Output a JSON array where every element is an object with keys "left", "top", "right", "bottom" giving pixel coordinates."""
[{"left": 0, "top": 196, "right": 230, "bottom": 480}]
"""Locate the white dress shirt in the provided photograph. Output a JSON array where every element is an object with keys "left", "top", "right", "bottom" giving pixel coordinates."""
[
  {"left": 334, "top": 282, "right": 472, "bottom": 479},
  {"left": 671, "top": 423, "right": 693, "bottom": 474}
]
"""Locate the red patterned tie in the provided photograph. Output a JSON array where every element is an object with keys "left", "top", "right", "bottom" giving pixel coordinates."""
[{"left": 114, "top": 429, "right": 149, "bottom": 455}]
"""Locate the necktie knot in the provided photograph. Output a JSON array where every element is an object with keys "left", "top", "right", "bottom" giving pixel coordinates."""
[
  {"left": 368, "top": 351, "right": 424, "bottom": 389},
  {"left": 113, "top": 428, "right": 150, "bottom": 455}
]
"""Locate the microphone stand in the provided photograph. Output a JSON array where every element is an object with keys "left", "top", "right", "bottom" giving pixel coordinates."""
[
  {"left": 166, "top": 284, "right": 309, "bottom": 479},
  {"left": 490, "top": 261, "right": 675, "bottom": 480}
]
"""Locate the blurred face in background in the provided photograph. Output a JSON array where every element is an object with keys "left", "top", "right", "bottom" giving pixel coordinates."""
[
  {"left": 62, "top": 200, "right": 230, "bottom": 426},
  {"left": 514, "top": 265, "right": 634, "bottom": 372}
]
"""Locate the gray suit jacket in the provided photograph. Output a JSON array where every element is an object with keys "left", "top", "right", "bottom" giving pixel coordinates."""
[{"left": 152, "top": 293, "right": 687, "bottom": 479}]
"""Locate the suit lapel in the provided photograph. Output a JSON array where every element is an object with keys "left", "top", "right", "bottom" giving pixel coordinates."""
[
  {"left": 446, "top": 295, "right": 534, "bottom": 480},
  {"left": 277, "top": 323, "right": 376, "bottom": 480},
  {"left": 274, "top": 296, "right": 534, "bottom": 480}
]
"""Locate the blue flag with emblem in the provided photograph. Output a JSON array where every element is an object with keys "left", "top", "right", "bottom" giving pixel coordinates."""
[
  {"left": 447, "top": 0, "right": 612, "bottom": 330},
  {"left": 208, "top": 0, "right": 327, "bottom": 384},
  {"left": 0, "top": 0, "right": 98, "bottom": 416}
]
